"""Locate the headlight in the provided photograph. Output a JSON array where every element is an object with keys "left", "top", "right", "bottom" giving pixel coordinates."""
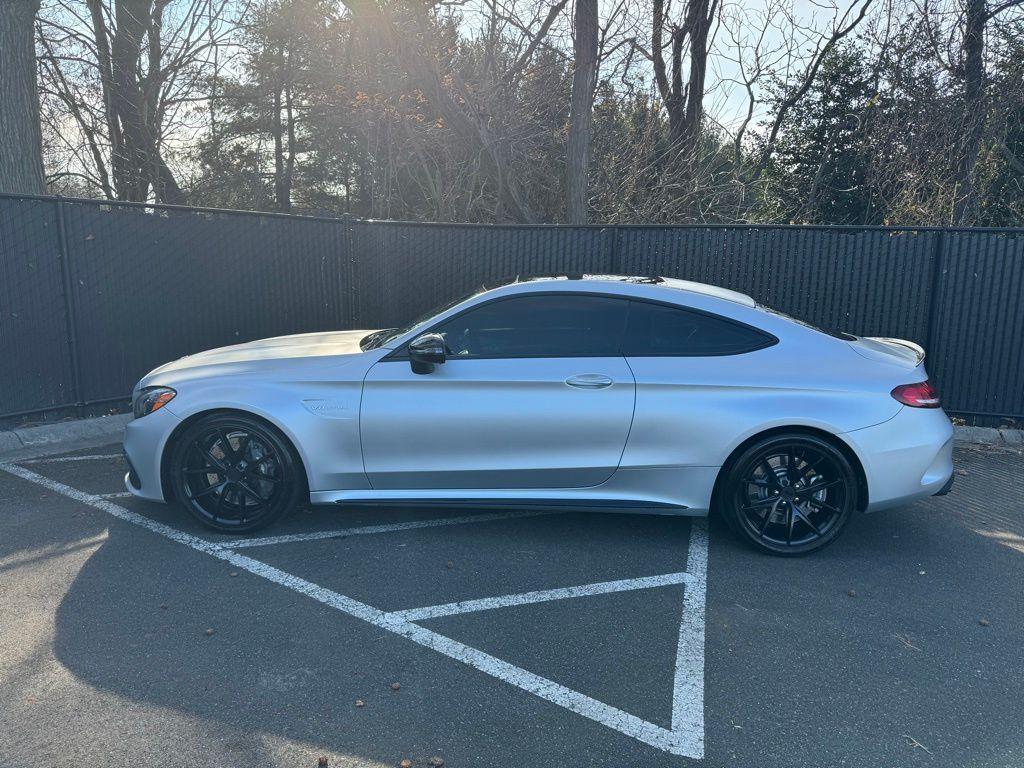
[{"left": 133, "top": 386, "right": 176, "bottom": 418}]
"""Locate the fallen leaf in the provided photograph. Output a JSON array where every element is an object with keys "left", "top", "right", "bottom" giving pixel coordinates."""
[
  {"left": 355, "top": 699, "right": 365, "bottom": 708},
  {"left": 901, "top": 734, "right": 933, "bottom": 754},
  {"left": 205, "top": 628, "right": 215, "bottom": 636},
  {"left": 429, "top": 757, "right": 444, "bottom": 767},
  {"left": 318, "top": 758, "right": 328, "bottom": 767},
  {"left": 390, "top": 682, "right": 401, "bottom": 691},
  {"left": 847, "top": 589, "right": 857, "bottom": 597},
  {"left": 399, "top": 760, "right": 412, "bottom": 768},
  {"left": 979, "top": 618, "right": 990, "bottom": 626},
  {"left": 446, "top": 560, "right": 454, "bottom": 569}
]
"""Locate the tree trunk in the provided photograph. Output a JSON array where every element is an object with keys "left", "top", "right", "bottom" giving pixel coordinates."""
[
  {"left": 87, "top": 0, "right": 129, "bottom": 199},
  {"left": 0, "top": 0, "right": 45, "bottom": 195},
  {"left": 952, "top": 0, "right": 986, "bottom": 225},
  {"left": 680, "top": 0, "right": 715, "bottom": 155},
  {"left": 567, "top": 0, "right": 598, "bottom": 224},
  {"left": 110, "top": 0, "right": 186, "bottom": 204}
]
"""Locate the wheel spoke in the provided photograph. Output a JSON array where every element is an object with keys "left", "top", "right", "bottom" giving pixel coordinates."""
[
  {"left": 218, "top": 429, "right": 237, "bottom": 462},
  {"left": 791, "top": 502, "right": 823, "bottom": 536},
  {"left": 193, "top": 479, "right": 226, "bottom": 500},
  {"left": 799, "top": 478, "right": 841, "bottom": 495},
  {"left": 215, "top": 482, "right": 231, "bottom": 518},
  {"left": 236, "top": 479, "right": 266, "bottom": 505},
  {"left": 785, "top": 503, "right": 795, "bottom": 544},
  {"left": 236, "top": 432, "right": 251, "bottom": 460},
  {"left": 758, "top": 503, "right": 777, "bottom": 534},
  {"left": 742, "top": 497, "right": 777, "bottom": 511},
  {"left": 807, "top": 499, "right": 842, "bottom": 515},
  {"left": 759, "top": 460, "right": 781, "bottom": 489},
  {"left": 192, "top": 441, "right": 229, "bottom": 473}
]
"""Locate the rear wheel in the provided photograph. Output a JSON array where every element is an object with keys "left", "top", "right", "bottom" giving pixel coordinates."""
[
  {"left": 720, "top": 434, "right": 857, "bottom": 556},
  {"left": 170, "top": 413, "right": 302, "bottom": 533}
]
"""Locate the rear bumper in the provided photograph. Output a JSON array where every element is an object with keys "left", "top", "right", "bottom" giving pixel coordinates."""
[
  {"left": 122, "top": 406, "right": 181, "bottom": 502},
  {"left": 842, "top": 406, "right": 954, "bottom": 512},
  {"left": 932, "top": 472, "right": 954, "bottom": 496}
]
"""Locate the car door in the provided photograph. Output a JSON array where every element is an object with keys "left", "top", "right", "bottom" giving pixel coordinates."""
[
  {"left": 359, "top": 293, "right": 636, "bottom": 490},
  {"left": 618, "top": 299, "right": 779, "bottom": 470}
]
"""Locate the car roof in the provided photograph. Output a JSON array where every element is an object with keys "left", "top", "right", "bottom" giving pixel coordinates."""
[{"left": 494, "top": 274, "right": 757, "bottom": 308}]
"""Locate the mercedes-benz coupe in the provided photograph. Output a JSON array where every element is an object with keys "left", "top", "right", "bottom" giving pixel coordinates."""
[{"left": 123, "top": 275, "right": 954, "bottom": 555}]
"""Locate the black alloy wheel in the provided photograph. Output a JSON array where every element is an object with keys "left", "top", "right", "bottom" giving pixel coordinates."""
[
  {"left": 170, "top": 413, "right": 302, "bottom": 533},
  {"left": 721, "top": 434, "right": 857, "bottom": 556}
]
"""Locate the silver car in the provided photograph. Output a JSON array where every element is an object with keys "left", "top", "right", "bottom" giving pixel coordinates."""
[{"left": 123, "top": 275, "right": 954, "bottom": 555}]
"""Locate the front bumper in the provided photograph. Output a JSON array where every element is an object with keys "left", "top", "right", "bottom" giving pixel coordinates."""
[
  {"left": 842, "top": 406, "right": 954, "bottom": 512},
  {"left": 122, "top": 405, "right": 182, "bottom": 502}
]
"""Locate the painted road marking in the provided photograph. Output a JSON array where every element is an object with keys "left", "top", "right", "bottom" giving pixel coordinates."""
[
  {"left": 99, "top": 491, "right": 133, "bottom": 499},
  {"left": 390, "top": 572, "right": 694, "bottom": 622},
  {"left": 673, "top": 518, "right": 707, "bottom": 737},
  {"left": 21, "top": 453, "right": 123, "bottom": 464},
  {"left": 214, "top": 510, "right": 557, "bottom": 549},
  {"left": 0, "top": 461, "right": 707, "bottom": 759}
]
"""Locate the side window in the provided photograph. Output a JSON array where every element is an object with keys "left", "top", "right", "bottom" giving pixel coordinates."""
[
  {"left": 623, "top": 301, "right": 774, "bottom": 356},
  {"left": 432, "top": 294, "right": 629, "bottom": 358}
]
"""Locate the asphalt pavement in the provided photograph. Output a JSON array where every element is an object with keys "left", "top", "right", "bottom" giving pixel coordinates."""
[{"left": 1, "top": 441, "right": 1021, "bottom": 768}]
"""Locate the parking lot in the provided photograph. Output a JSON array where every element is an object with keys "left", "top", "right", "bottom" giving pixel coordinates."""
[{"left": 1, "top": 441, "right": 1022, "bottom": 767}]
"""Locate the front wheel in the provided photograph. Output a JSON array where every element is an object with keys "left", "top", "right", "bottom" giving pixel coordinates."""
[
  {"left": 719, "top": 434, "right": 858, "bottom": 556},
  {"left": 170, "top": 413, "right": 303, "bottom": 533}
]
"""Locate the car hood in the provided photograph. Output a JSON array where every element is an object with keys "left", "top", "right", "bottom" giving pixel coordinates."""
[{"left": 142, "top": 329, "right": 378, "bottom": 385}]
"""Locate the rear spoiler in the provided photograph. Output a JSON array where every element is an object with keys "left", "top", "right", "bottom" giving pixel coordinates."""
[{"left": 865, "top": 337, "right": 926, "bottom": 366}]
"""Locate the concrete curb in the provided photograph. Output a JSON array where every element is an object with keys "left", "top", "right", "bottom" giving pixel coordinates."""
[
  {"left": 0, "top": 413, "right": 1020, "bottom": 462},
  {"left": 954, "top": 424, "right": 1023, "bottom": 446},
  {"left": 0, "top": 414, "right": 131, "bottom": 460}
]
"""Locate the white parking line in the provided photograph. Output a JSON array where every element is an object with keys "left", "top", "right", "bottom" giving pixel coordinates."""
[
  {"left": 214, "top": 510, "right": 556, "bottom": 549},
  {"left": 99, "top": 491, "right": 133, "bottom": 499},
  {"left": 0, "top": 461, "right": 707, "bottom": 759},
  {"left": 672, "top": 518, "right": 707, "bottom": 739},
  {"left": 389, "top": 571, "right": 694, "bottom": 622},
  {"left": 21, "top": 453, "right": 123, "bottom": 464}
]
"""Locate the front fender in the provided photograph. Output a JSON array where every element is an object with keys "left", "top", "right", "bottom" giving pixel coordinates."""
[{"left": 164, "top": 379, "right": 369, "bottom": 493}]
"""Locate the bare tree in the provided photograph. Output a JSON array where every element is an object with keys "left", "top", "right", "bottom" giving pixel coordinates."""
[
  {"left": 950, "top": 0, "right": 1024, "bottom": 222},
  {"left": 38, "top": 0, "right": 241, "bottom": 201},
  {"left": 752, "top": 0, "right": 875, "bottom": 178},
  {"left": 567, "top": 0, "right": 598, "bottom": 223},
  {"left": 650, "top": 0, "right": 719, "bottom": 157},
  {"left": 0, "top": 0, "right": 45, "bottom": 194}
]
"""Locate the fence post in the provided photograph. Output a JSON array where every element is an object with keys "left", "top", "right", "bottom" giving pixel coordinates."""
[
  {"left": 608, "top": 225, "right": 621, "bottom": 274},
  {"left": 924, "top": 229, "right": 946, "bottom": 357},
  {"left": 54, "top": 196, "right": 84, "bottom": 407}
]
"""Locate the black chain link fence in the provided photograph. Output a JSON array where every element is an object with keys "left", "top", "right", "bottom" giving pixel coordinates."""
[{"left": 2, "top": 192, "right": 1022, "bottom": 424}]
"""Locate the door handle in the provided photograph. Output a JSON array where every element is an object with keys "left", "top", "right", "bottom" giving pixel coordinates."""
[{"left": 565, "top": 373, "right": 614, "bottom": 389}]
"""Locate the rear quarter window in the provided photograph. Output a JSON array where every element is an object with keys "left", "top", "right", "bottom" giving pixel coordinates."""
[{"left": 623, "top": 301, "right": 776, "bottom": 356}]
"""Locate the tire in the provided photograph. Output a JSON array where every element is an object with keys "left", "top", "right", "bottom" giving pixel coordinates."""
[
  {"left": 719, "top": 433, "right": 857, "bottom": 556},
  {"left": 169, "top": 412, "right": 303, "bottom": 533}
]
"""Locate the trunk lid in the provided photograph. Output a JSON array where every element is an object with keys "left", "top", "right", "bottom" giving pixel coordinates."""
[{"left": 847, "top": 336, "right": 926, "bottom": 370}]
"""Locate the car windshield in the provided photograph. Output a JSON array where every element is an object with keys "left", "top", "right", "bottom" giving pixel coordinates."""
[{"left": 359, "top": 285, "right": 491, "bottom": 350}]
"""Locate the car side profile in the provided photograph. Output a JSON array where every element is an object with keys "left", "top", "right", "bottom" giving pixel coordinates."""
[{"left": 123, "top": 275, "right": 954, "bottom": 555}]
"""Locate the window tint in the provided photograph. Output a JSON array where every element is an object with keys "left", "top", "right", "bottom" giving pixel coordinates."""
[
  {"left": 623, "top": 301, "right": 773, "bottom": 356},
  {"left": 432, "top": 294, "right": 629, "bottom": 358}
]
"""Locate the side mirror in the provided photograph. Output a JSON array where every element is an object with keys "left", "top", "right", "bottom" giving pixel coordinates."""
[{"left": 408, "top": 333, "right": 446, "bottom": 374}]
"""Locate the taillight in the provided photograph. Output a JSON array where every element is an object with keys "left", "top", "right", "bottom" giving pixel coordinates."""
[{"left": 891, "top": 380, "right": 941, "bottom": 408}]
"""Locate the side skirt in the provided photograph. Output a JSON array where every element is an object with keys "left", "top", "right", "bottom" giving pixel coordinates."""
[{"left": 331, "top": 497, "right": 694, "bottom": 515}]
